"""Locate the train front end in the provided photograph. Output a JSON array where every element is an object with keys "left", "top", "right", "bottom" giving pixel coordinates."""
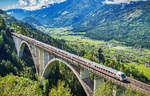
[{"left": 117, "top": 72, "right": 126, "bottom": 81}]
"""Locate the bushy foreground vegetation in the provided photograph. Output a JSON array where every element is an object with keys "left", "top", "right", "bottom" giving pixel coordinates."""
[
  {"left": 96, "top": 81, "right": 149, "bottom": 96},
  {"left": 0, "top": 75, "right": 43, "bottom": 96}
]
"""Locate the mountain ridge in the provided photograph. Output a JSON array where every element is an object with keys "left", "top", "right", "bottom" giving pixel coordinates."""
[
  {"left": 6, "top": 0, "right": 104, "bottom": 27},
  {"left": 6, "top": 0, "right": 150, "bottom": 48}
]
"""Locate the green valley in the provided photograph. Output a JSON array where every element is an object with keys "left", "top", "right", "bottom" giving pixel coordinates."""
[{"left": 40, "top": 27, "right": 150, "bottom": 83}]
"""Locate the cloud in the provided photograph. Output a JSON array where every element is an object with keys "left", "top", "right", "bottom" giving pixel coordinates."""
[
  {"left": 18, "top": 0, "right": 66, "bottom": 10},
  {"left": 103, "top": 0, "right": 147, "bottom": 4},
  {"left": 19, "top": 0, "right": 28, "bottom": 6},
  {"left": 29, "top": 0, "right": 37, "bottom": 6}
]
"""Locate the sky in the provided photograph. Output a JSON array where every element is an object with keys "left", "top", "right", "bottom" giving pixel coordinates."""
[
  {"left": 0, "top": 0, "right": 148, "bottom": 10},
  {"left": 0, "top": 0, "right": 18, "bottom": 9}
]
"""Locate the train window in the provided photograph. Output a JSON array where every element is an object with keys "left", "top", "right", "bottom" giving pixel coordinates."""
[{"left": 121, "top": 74, "right": 126, "bottom": 79}]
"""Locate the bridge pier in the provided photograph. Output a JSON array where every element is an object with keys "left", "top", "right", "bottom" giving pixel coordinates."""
[
  {"left": 93, "top": 76, "right": 104, "bottom": 96},
  {"left": 12, "top": 36, "right": 22, "bottom": 57},
  {"left": 36, "top": 49, "right": 56, "bottom": 77},
  {"left": 113, "top": 88, "right": 117, "bottom": 96},
  {"left": 79, "top": 69, "right": 93, "bottom": 96},
  {"left": 38, "top": 48, "right": 45, "bottom": 75},
  {"left": 80, "top": 69, "right": 90, "bottom": 79}
]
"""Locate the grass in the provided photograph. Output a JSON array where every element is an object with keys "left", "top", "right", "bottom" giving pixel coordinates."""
[
  {"left": 55, "top": 35, "right": 83, "bottom": 41},
  {"left": 126, "top": 63, "right": 150, "bottom": 80}
]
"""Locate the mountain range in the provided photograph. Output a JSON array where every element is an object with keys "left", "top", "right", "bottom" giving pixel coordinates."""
[
  {"left": 7, "top": 0, "right": 105, "bottom": 27},
  {"left": 6, "top": 0, "right": 150, "bottom": 48}
]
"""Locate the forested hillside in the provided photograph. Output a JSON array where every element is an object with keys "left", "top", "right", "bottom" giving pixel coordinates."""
[{"left": 82, "top": 1, "right": 150, "bottom": 48}]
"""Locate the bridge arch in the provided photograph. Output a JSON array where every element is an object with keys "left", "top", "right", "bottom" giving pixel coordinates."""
[
  {"left": 13, "top": 35, "right": 92, "bottom": 96},
  {"left": 18, "top": 41, "right": 38, "bottom": 73},
  {"left": 42, "top": 58, "right": 89, "bottom": 96}
]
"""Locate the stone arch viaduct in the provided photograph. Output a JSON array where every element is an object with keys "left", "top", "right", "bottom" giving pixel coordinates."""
[{"left": 12, "top": 33, "right": 150, "bottom": 96}]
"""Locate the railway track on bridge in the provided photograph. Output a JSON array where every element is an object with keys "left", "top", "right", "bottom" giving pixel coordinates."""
[
  {"left": 127, "top": 77, "right": 150, "bottom": 94},
  {"left": 12, "top": 33, "right": 150, "bottom": 95}
]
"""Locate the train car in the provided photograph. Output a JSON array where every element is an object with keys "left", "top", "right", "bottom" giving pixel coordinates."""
[
  {"left": 92, "top": 62, "right": 126, "bottom": 81},
  {"left": 67, "top": 53, "right": 126, "bottom": 81}
]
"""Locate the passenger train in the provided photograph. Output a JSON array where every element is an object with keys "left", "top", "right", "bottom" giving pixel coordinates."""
[{"left": 15, "top": 33, "right": 126, "bottom": 81}]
